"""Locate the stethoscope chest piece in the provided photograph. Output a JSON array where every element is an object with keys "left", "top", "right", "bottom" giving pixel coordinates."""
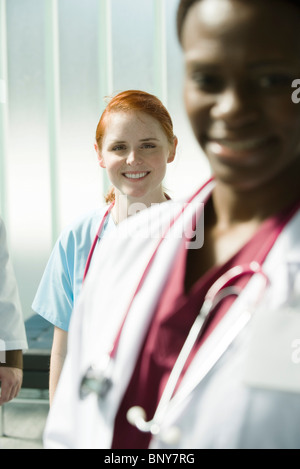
[{"left": 80, "top": 365, "right": 113, "bottom": 400}]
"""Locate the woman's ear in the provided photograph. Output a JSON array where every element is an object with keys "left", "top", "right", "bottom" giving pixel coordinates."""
[
  {"left": 94, "top": 142, "right": 106, "bottom": 168},
  {"left": 167, "top": 136, "right": 178, "bottom": 163}
]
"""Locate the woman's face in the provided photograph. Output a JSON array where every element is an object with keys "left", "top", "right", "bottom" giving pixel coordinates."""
[
  {"left": 182, "top": 0, "right": 300, "bottom": 191},
  {"left": 96, "top": 111, "right": 176, "bottom": 201}
]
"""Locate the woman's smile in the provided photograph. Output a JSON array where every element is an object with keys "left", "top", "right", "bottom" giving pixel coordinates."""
[
  {"left": 122, "top": 171, "right": 151, "bottom": 180},
  {"left": 205, "top": 136, "right": 277, "bottom": 161}
]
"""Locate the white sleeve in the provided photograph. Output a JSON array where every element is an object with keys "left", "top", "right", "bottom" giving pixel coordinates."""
[
  {"left": 43, "top": 290, "right": 86, "bottom": 449},
  {"left": 0, "top": 217, "right": 28, "bottom": 353}
]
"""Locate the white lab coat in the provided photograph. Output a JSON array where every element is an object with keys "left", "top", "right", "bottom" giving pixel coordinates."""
[
  {"left": 44, "top": 180, "right": 300, "bottom": 449},
  {"left": 0, "top": 217, "right": 27, "bottom": 355}
]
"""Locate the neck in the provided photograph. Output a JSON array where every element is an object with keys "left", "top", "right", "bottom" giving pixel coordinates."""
[
  {"left": 210, "top": 159, "right": 300, "bottom": 229},
  {"left": 112, "top": 188, "right": 168, "bottom": 224}
]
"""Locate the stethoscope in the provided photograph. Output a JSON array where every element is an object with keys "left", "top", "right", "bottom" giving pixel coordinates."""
[
  {"left": 126, "top": 261, "right": 269, "bottom": 442},
  {"left": 82, "top": 202, "right": 115, "bottom": 282},
  {"left": 80, "top": 261, "right": 269, "bottom": 443},
  {"left": 79, "top": 178, "right": 271, "bottom": 442}
]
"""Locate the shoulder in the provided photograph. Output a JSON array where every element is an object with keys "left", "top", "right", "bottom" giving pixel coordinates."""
[
  {"left": 57, "top": 206, "right": 108, "bottom": 248},
  {"left": 62, "top": 206, "right": 108, "bottom": 236}
]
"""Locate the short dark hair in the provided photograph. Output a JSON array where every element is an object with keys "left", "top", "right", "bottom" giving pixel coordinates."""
[
  {"left": 176, "top": 0, "right": 300, "bottom": 43},
  {"left": 177, "top": 0, "right": 199, "bottom": 43}
]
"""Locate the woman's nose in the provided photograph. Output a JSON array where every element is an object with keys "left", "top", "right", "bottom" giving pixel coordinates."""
[
  {"left": 211, "top": 86, "right": 259, "bottom": 129},
  {"left": 126, "top": 150, "right": 142, "bottom": 166}
]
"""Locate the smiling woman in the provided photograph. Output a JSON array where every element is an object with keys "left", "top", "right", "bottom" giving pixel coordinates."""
[
  {"left": 96, "top": 111, "right": 177, "bottom": 221},
  {"left": 181, "top": 0, "right": 300, "bottom": 193},
  {"left": 95, "top": 90, "right": 177, "bottom": 215},
  {"left": 32, "top": 89, "right": 177, "bottom": 405},
  {"left": 97, "top": 109, "right": 176, "bottom": 220}
]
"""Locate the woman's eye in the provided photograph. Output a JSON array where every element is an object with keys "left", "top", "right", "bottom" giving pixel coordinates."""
[
  {"left": 190, "top": 72, "right": 224, "bottom": 92},
  {"left": 112, "top": 145, "right": 126, "bottom": 151},
  {"left": 258, "top": 74, "right": 291, "bottom": 89},
  {"left": 141, "top": 143, "right": 156, "bottom": 149}
]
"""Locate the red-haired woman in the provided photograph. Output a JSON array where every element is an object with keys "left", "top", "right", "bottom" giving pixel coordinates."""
[{"left": 32, "top": 90, "right": 177, "bottom": 404}]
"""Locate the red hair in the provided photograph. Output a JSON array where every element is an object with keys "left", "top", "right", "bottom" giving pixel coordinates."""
[{"left": 95, "top": 90, "right": 175, "bottom": 203}]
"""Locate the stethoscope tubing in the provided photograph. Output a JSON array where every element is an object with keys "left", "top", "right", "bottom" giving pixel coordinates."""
[
  {"left": 130, "top": 265, "right": 269, "bottom": 432},
  {"left": 82, "top": 202, "right": 115, "bottom": 282}
]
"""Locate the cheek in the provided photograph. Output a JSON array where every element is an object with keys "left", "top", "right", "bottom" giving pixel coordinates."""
[
  {"left": 102, "top": 155, "right": 120, "bottom": 171},
  {"left": 101, "top": 158, "right": 123, "bottom": 183},
  {"left": 267, "top": 95, "right": 300, "bottom": 124},
  {"left": 149, "top": 150, "right": 170, "bottom": 168},
  {"left": 184, "top": 81, "right": 198, "bottom": 118},
  {"left": 267, "top": 100, "right": 300, "bottom": 157},
  {"left": 184, "top": 83, "right": 212, "bottom": 139}
]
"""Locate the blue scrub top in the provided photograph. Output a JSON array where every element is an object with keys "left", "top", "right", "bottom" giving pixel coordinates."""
[{"left": 32, "top": 206, "right": 116, "bottom": 331}]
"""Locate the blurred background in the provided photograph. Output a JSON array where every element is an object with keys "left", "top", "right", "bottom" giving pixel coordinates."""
[{"left": 0, "top": 0, "right": 211, "bottom": 321}]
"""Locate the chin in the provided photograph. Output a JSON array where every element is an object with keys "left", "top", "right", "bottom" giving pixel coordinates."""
[
  {"left": 212, "top": 167, "right": 270, "bottom": 193},
  {"left": 124, "top": 190, "right": 148, "bottom": 200}
]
